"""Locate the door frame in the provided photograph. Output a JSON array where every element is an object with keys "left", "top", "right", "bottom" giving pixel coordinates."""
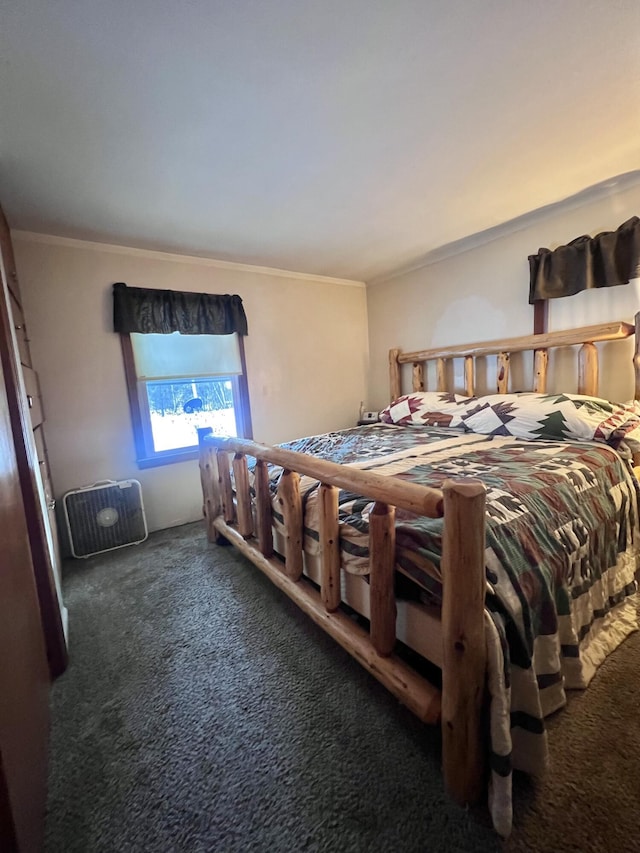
[{"left": 0, "top": 236, "right": 67, "bottom": 678}]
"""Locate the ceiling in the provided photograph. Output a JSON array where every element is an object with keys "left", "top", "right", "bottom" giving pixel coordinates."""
[{"left": 1, "top": 0, "right": 639, "bottom": 282}]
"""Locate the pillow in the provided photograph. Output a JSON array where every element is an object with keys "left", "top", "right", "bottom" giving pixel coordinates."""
[
  {"left": 610, "top": 400, "right": 640, "bottom": 453},
  {"left": 459, "top": 392, "right": 640, "bottom": 449},
  {"left": 380, "top": 392, "right": 475, "bottom": 427}
]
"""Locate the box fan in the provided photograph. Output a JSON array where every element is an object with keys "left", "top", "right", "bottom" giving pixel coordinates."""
[{"left": 62, "top": 479, "right": 148, "bottom": 558}]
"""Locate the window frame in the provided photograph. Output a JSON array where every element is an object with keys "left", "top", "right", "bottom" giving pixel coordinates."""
[{"left": 120, "top": 332, "right": 253, "bottom": 468}]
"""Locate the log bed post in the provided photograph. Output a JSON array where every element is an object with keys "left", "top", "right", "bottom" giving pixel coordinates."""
[
  {"left": 533, "top": 349, "right": 548, "bottom": 393},
  {"left": 412, "top": 362, "right": 425, "bottom": 392},
  {"left": 389, "top": 349, "right": 401, "bottom": 402},
  {"left": 441, "top": 478, "right": 487, "bottom": 807},
  {"left": 217, "top": 450, "right": 235, "bottom": 524},
  {"left": 578, "top": 342, "right": 598, "bottom": 396},
  {"left": 369, "top": 501, "right": 397, "bottom": 656},
  {"left": 254, "top": 460, "right": 274, "bottom": 557},
  {"left": 232, "top": 453, "right": 253, "bottom": 538},
  {"left": 497, "top": 352, "right": 510, "bottom": 393},
  {"left": 436, "top": 358, "right": 446, "bottom": 392},
  {"left": 278, "top": 470, "right": 303, "bottom": 581},
  {"left": 318, "top": 483, "right": 341, "bottom": 612},
  {"left": 198, "top": 427, "right": 220, "bottom": 542},
  {"left": 464, "top": 356, "right": 474, "bottom": 397}
]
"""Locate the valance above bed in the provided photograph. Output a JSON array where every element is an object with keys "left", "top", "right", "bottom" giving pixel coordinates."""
[
  {"left": 528, "top": 215, "right": 640, "bottom": 304},
  {"left": 112, "top": 282, "right": 248, "bottom": 336}
]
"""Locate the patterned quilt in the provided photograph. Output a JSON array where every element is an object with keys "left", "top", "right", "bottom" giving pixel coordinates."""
[{"left": 258, "top": 423, "right": 640, "bottom": 835}]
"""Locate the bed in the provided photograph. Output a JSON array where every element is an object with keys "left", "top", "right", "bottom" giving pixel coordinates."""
[{"left": 197, "top": 315, "right": 640, "bottom": 835}]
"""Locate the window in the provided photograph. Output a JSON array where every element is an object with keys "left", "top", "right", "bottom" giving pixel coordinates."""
[{"left": 121, "top": 331, "right": 252, "bottom": 468}]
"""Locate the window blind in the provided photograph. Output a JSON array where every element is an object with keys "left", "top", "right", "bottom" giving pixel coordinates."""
[{"left": 131, "top": 332, "right": 242, "bottom": 380}]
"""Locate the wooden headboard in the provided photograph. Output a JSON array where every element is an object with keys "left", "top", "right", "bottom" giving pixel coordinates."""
[{"left": 389, "top": 313, "right": 640, "bottom": 403}]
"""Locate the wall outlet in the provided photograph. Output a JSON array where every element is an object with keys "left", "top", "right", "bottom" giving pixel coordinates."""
[{"left": 361, "top": 411, "right": 380, "bottom": 422}]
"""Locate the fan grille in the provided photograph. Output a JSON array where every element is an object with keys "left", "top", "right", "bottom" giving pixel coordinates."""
[{"left": 63, "top": 481, "right": 147, "bottom": 558}]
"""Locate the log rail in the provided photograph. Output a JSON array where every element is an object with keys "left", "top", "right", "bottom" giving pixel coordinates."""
[{"left": 198, "top": 428, "right": 487, "bottom": 807}]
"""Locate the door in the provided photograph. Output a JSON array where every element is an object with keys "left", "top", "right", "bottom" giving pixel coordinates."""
[{"left": 0, "top": 355, "right": 50, "bottom": 852}]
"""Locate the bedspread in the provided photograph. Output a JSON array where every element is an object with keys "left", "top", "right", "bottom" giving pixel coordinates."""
[{"left": 254, "top": 423, "right": 640, "bottom": 834}]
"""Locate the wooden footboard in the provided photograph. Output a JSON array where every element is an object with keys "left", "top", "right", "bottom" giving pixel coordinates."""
[{"left": 197, "top": 428, "right": 487, "bottom": 807}]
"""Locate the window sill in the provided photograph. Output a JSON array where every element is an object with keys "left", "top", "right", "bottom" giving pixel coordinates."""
[{"left": 136, "top": 448, "right": 200, "bottom": 469}]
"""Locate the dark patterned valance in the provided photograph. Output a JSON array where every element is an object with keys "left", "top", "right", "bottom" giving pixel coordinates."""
[
  {"left": 113, "top": 282, "right": 248, "bottom": 335},
  {"left": 528, "top": 216, "right": 640, "bottom": 304}
]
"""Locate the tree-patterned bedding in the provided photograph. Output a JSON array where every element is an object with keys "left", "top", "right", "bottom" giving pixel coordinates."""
[{"left": 258, "top": 422, "right": 640, "bottom": 836}]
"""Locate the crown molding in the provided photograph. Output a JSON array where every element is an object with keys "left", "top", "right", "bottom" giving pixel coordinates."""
[
  {"left": 368, "top": 170, "right": 640, "bottom": 287},
  {"left": 11, "top": 230, "right": 366, "bottom": 288}
]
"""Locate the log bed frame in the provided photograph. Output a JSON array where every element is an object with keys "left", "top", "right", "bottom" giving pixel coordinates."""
[{"left": 198, "top": 313, "right": 640, "bottom": 810}]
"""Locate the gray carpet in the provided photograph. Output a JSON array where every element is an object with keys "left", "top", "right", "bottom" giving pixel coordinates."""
[{"left": 45, "top": 523, "right": 640, "bottom": 853}]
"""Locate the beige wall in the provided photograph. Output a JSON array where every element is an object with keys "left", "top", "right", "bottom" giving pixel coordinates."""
[
  {"left": 13, "top": 235, "right": 368, "bottom": 532},
  {"left": 367, "top": 183, "right": 640, "bottom": 408}
]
